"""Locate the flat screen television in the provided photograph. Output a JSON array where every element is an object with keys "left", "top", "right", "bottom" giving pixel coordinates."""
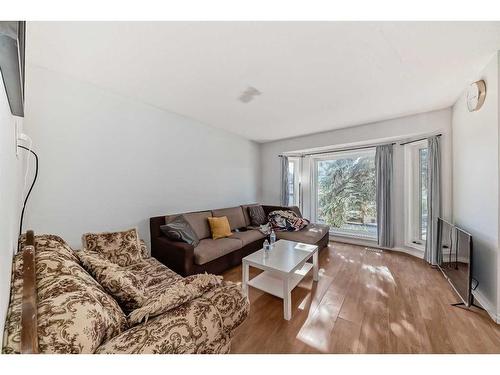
[
  {"left": 437, "top": 218, "right": 473, "bottom": 307},
  {"left": 0, "top": 21, "right": 25, "bottom": 116}
]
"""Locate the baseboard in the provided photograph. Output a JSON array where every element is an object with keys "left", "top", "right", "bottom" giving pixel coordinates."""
[
  {"left": 472, "top": 289, "right": 500, "bottom": 324},
  {"left": 392, "top": 246, "right": 424, "bottom": 259}
]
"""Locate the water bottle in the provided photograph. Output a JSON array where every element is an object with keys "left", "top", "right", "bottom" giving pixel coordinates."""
[
  {"left": 270, "top": 230, "right": 276, "bottom": 247},
  {"left": 263, "top": 239, "right": 270, "bottom": 252}
]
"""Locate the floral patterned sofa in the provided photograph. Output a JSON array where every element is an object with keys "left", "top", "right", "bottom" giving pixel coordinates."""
[{"left": 2, "top": 233, "right": 249, "bottom": 354}]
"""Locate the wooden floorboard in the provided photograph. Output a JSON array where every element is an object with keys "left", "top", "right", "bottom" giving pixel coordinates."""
[{"left": 224, "top": 241, "right": 500, "bottom": 354}]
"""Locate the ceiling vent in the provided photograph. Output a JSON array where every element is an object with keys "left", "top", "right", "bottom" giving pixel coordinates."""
[{"left": 238, "top": 86, "right": 261, "bottom": 103}]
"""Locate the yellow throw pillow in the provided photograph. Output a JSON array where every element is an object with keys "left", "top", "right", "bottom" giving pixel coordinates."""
[{"left": 207, "top": 216, "right": 233, "bottom": 240}]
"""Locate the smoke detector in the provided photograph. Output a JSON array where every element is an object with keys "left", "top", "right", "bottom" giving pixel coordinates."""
[{"left": 238, "top": 86, "right": 261, "bottom": 103}]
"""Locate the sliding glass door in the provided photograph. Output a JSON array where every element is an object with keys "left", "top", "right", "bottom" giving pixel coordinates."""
[{"left": 312, "top": 149, "right": 377, "bottom": 239}]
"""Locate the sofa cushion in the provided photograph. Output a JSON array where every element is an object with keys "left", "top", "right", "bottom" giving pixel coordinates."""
[
  {"left": 194, "top": 238, "right": 243, "bottom": 265},
  {"left": 77, "top": 251, "right": 147, "bottom": 312},
  {"left": 230, "top": 229, "right": 265, "bottom": 246},
  {"left": 275, "top": 223, "right": 329, "bottom": 245},
  {"left": 128, "top": 274, "right": 223, "bottom": 325},
  {"left": 179, "top": 211, "right": 213, "bottom": 240},
  {"left": 96, "top": 297, "right": 231, "bottom": 354},
  {"left": 160, "top": 215, "right": 200, "bottom": 246},
  {"left": 240, "top": 204, "right": 259, "bottom": 227},
  {"left": 2, "top": 235, "right": 128, "bottom": 354},
  {"left": 248, "top": 205, "right": 267, "bottom": 226},
  {"left": 126, "top": 257, "right": 183, "bottom": 296},
  {"left": 207, "top": 216, "right": 233, "bottom": 240},
  {"left": 82, "top": 228, "right": 143, "bottom": 266},
  {"left": 211, "top": 206, "right": 247, "bottom": 230}
]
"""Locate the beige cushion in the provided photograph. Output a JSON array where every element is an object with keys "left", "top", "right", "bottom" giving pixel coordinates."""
[
  {"left": 275, "top": 223, "right": 329, "bottom": 245},
  {"left": 240, "top": 204, "right": 259, "bottom": 227},
  {"left": 194, "top": 238, "right": 243, "bottom": 265},
  {"left": 182, "top": 211, "right": 213, "bottom": 240},
  {"left": 211, "top": 206, "right": 247, "bottom": 230},
  {"left": 77, "top": 251, "right": 147, "bottom": 312},
  {"left": 230, "top": 229, "right": 265, "bottom": 246},
  {"left": 128, "top": 274, "right": 223, "bottom": 325},
  {"left": 82, "top": 228, "right": 143, "bottom": 266}
]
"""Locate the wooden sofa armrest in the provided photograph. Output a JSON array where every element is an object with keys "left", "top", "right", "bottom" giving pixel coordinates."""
[
  {"left": 21, "top": 230, "right": 38, "bottom": 354},
  {"left": 151, "top": 236, "right": 194, "bottom": 277}
]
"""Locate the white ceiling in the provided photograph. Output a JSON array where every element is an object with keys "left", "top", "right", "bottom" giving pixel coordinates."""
[{"left": 26, "top": 22, "right": 500, "bottom": 142}]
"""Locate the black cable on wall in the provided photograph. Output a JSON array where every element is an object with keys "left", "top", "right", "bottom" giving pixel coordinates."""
[{"left": 17, "top": 145, "right": 38, "bottom": 244}]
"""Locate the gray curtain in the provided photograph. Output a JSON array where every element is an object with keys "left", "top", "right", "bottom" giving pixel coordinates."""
[
  {"left": 375, "top": 144, "right": 393, "bottom": 248},
  {"left": 280, "top": 156, "right": 289, "bottom": 206},
  {"left": 424, "top": 136, "right": 441, "bottom": 265}
]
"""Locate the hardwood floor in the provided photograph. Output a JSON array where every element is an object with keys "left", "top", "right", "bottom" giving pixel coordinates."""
[{"left": 223, "top": 242, "right": 500, "bottom": 353}]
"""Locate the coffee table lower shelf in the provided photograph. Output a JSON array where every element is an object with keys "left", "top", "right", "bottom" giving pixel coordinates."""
[{"left": 247, "top": 263, "right": 313, "bottom": 299}]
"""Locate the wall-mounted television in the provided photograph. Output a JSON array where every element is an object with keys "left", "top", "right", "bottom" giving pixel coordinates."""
[
  {"left": 0, "top": 21, "right": 25, "bottom": 117},
  {"left": 437, "top": 218, "right": 474, "bottom": 307}
]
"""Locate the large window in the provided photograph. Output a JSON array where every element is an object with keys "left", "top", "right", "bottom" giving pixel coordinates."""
[
  {"left": 405, "top": 141, "right": 428, "bottom": 248},
  {"left": 287, "top": 157, "right": 300, "bottom": 206},
  {"left": 312, "top": 149, "right": 377, "bottom": 239}
]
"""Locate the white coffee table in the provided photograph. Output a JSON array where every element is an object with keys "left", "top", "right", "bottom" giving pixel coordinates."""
[{"left": 242, "top": 239, "right": 319, "bottom": 320}]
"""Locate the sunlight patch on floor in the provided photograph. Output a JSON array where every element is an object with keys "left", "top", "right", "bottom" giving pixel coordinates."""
[
  {"left": 296, "top": 304, "right": 335, "bottom": 353},
  {"left": 361, "top": 264, "right": 396, "bottom": 284},
  {"left": 365, "top": 283, "right": 389, "bottom": 297},
  {"left": 297, "top": 292, "right": 312, "bottom": 311}
]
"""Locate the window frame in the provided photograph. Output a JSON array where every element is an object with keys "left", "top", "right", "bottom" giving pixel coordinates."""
[
  {"left": 404, "top": 140, "right": 428, "bottom": 251},
  {"left": 287, "top": 157, "right": 301, "bottom": 207},
  {"left": 310, "top": 148, "right": 377, "bottom": 240}
]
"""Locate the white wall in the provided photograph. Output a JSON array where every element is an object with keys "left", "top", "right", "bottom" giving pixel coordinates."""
[
  {"left": 23, "top": 65, "right": 260, "bottom": 249},
  {"left": 260, "top": 108, "right": 453, "bottom": 252},
  {"left": 452, "top": 52, "right": 499, "bottom": 322},
  {"left": 0, "top": 77, "right": 23, "bottom": 345}
]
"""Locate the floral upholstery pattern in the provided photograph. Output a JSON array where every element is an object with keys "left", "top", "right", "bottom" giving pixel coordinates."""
[
  {"left": 96, "top": 280, "right": 247, "bottom": 354},
  {"left": 199, "top": 281, "right": 250, "bottom": 334},
  {"left": 78, "top": 251, "right": 183, "bottom": 312},
  {"left": 123, "top": 257, "right": 183, "bottom": 296},
  {"left": 139, "top": 239, "right": 149, "bottom": 258},
  {"left": 96, "top": 294, "right": 231, "bottom": 354},
  {"left": 82, "top": 228, "right": 143, "bottom": 266},
  {"left": 128, "top": 274, "right": 223, "bottom": 325},
  {"left": 77, "top": 251, "right": 146, "bottom": 312},
  {"left": 3, "top": 233, "right": 249, "bottom": 354},
  {"left": 2, "top": 235, "right": 128, "bottom": 354}
]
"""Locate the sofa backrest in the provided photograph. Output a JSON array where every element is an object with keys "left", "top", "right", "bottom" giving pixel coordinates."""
[
  {"left": 2, "top": 235, "right": 128, "bottom": 354},
  {"left": 182, "top": 211, "right": 213, "bottom": 239},
  {"left": 211, "top": 206, "right": 246, "bottom": 230},
  {"left": 163, "top": 210, "right": 214, "bottom": 240}
]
